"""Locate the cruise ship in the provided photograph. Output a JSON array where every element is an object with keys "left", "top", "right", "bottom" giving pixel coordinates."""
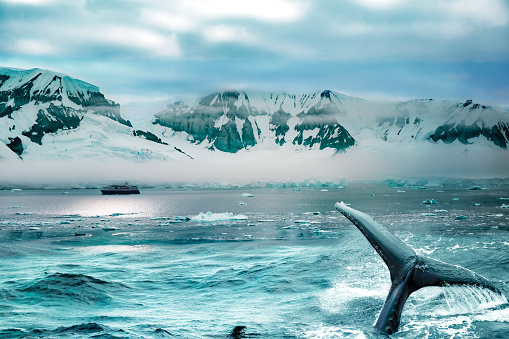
[{"left": 100, "top": 183, "right": 140, "bottom": 195}]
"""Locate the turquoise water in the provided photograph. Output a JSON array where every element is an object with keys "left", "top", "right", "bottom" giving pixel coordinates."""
[{"left": 0, "top": 185, "right": 508, "bottom": 338}]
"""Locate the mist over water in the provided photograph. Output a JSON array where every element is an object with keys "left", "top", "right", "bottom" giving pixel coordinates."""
[
  {"left": 0, "top": 184, "right": 508, "bottom": 338},
  {"left": 1, "top": 142, "right": 508, "bottom": 188}
]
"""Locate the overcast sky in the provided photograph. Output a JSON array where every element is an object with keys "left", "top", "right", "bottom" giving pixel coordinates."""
[{"left": 1, "top": 0, "right": 508, "bottom": 110}]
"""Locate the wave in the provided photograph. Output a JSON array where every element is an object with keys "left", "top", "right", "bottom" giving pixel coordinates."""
[
  {"left": 18, "top": 273, "right": 128, "bottom": 305},
  {"left": 0, "top": 323, "right": 124, "bottom": 339}
]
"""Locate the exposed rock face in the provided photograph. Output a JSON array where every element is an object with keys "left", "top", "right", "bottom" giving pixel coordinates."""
[
  {"left": 154, "top": 90, "right": 356, "bottom": 153},
  {"left": 22, "top": 104, "right": 83, "bottom": 144},
  {"left": 364, "top": 99, "right": 509, "bottom": 148},
  {"left": 7, "top": 136, "right": 23, "bottom": 156},
  {"left": 0, "top": 68, "right": 131, "bottom": 156},
  {"left": 154, "top": 92, "right": 509, "bottom": 154}
]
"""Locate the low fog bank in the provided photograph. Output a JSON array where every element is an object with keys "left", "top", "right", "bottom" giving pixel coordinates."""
[{"left": 1, "top": 144, "right": 508, "bottom": 189}]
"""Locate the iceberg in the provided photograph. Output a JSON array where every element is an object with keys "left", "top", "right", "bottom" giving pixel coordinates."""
[
  {"left": 190, "top": 211, "right": 248, "bottom": 222},
  {"left": 423, "top": 199, "right": 437, "bottom": 204}
]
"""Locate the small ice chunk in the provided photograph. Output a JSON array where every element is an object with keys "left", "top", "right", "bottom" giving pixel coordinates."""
[
  {"left": 423, "top": 199, "right": 437, "bottom": 204},
  {"left": 191, "top": 211, "right": 248, "bottom": 222},
  {"left": 501, "top": 204, "right": 509, "bottom": 209},
  {"left": 452, "top": 198, "right": 460, "bottom": 201},
  {"left": 241, "top": 193, "right": 254, "bottom": 197},
  {"left": 468, "top": 186, "right": 483, "bottom": 190},
  {"left": 455, "top": 216, "right": 467, "bottom": 220},
  {"left": 321, "top": 189, "right": 328, "bottom": 192},
  {"left": 472, "top": 203, "right": 482, "bottom": 206},
  {"left": 239, "top": 201, "right": 246, "bottom": 205}
]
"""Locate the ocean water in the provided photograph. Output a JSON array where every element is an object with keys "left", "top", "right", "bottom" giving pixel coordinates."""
[{"left": 0, "top": 184, "right": 508, "bottom": 338}]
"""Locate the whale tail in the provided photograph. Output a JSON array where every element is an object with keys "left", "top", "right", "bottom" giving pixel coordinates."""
[{"left": 335, "top": 202, "right": 500, "bottom": 335}]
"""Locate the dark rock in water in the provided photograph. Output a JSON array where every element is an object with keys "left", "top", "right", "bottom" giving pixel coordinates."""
[
  {"left": 227, "top": 326, "right": 247, "bottom": 338},
  {"left": 226, "top": 326, "right": 260, "bottom": 338},
  {"left": 154, "top": 328, "right": 173, "bottom": 337}
]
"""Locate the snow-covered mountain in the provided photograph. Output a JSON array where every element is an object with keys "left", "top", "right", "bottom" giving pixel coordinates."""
[
  {"left": 1, "top": 67, "right": 508, "bottom": 167},
  {"left": 152, "top": 90, "right": 509, "bottom": 153},
  {"left": 0, "top": 67, "right": 191, "bottom": 161}
]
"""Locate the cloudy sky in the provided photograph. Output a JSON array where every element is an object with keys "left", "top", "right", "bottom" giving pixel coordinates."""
[{"left": 1, "top": 0, "right": 508, "bottom": 109}]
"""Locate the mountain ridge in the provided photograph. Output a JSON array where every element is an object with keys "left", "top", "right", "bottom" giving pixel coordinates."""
[
  {"left": 1, "top": 67, "right": 508, "bottom": 161},
  {"left": 153, "top": 90, "right": 509, "bottom": 153}
]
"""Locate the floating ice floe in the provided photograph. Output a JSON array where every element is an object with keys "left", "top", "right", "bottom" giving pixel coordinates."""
[
  {"left": 423, "top": 199, "right": 437, "bottom": 204},
  {"left": 159, "top": 221, "right": 183, "bottom": 226},
  {"left": 473, "top": 203, "right": 482, "bottom": 206},
  {"left": 501, "top": 204, "right": 509, "bottom": 209},
  {"left": 500, "top": 197, "right": 509, "bottom": 200},
  {"left": 175, "top": 216, "right": 190, "bottom": 221},
  {"left": 110, "top": 212, "right": 137, "bottom": 217},
  {"left": 455, "top": 216, "right": 467, "bottom": 220},
  {"left": 321, "top": 189, "right": 328, "bottom": 192},
  {"left": 241, "top": 193, "right": 254, "bottom": 198},
  {"left": 191, "top": 211, "right": 248, "bottom": 222},
  {"left": 452, "top": 198, "right": 460, "bottom": 201},
  {"left": 151, "top": 216, "right": 171, "bottom": 220},
  {"left": 434, "top": 209, "right": 448, "bottom": 213}
]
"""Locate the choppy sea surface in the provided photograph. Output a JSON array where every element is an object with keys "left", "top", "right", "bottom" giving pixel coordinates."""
[{"left": 1, "top": 183, "right": 508, "bottom": 338}]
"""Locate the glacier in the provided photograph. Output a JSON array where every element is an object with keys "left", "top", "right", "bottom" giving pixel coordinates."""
[{"left": 1, "top": 67, "right": 509, "bottom": 186}]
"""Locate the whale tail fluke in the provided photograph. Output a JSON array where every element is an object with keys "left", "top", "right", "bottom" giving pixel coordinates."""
[{"left": 335, "top": 201, "right": 501, "bottom": 335}]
